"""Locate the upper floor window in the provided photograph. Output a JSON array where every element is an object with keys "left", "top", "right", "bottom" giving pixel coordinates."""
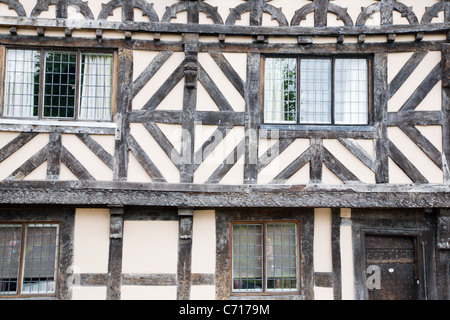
[
  {"left": 263, "top": 56, "right": 371, "bottom": 125},
  {"left": 0, "top": 223, "right": 60, "bottom": 297},
  {"left": 2, "top": 48, "right": 114, "bottom": 121}
]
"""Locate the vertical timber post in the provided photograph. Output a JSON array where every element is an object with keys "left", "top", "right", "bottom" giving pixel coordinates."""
[
  {"left": 374, "top": 52, "right": 389, "bottom": 183},
  {"left": 107, "top": 206, "right": 124, "bottom": 300},
  {"left": 177, "top": 208, "right": 194, "bottom": 300},
  {"left": 114, "top": 48, "right": 133, "bottom": 181},
  {"left": 244, "top": 53, "right": 260, "bottom": 184}
]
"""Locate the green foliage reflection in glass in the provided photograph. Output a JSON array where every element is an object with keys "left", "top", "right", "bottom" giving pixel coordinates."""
[{"left": 43, "top": 52, "right": 77, "bottom": 118}]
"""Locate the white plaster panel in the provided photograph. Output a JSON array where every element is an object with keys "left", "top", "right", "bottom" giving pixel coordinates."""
[
  {"left": 132, "top": 52, "right": 185, "bottom": 111},
  {"left": 323, "top": 139, "right": 375, "bottom": 183},
  {"left": 314, "top": 286, "right": 334, "bottom": 300},
  {"left": 73, "top": 209, "right": 110, "bottom": 274},
  {"left": 122, "top": 221, "right": 179, "bottom": 274},
  {"left": 340, "top": 225, "right": 354, "bottom": 300},
  {"left": 71, "top": 286, "right": 107, "bottom": 300},
  {"left": 130, "top": 123, "right": 180, "bottom": 183},
  {"left": 190, "top": 286, "right": 216, "bottom": 300},
  {"left": 120, "top": 285, "right": 177, "bottom": 300},
  {"left": 198, "top": 52, "right": 246, "bottom": 112},
  {"left": 258, "top": 138, "right": 310, "bottom": 184},
  {"left": 0, "top": 133, "right": 49, "bottom": 180},
  {"left": 388, "top": 127, "right": 443, "bottom": 183},
  {"left": 192, "top": 210, "right": 216, "bottom": 274},
  {"left": 314, "top": 208, "right": 332, "bottom": 273},
  {"left": 62, "top": 134, "right": 113, "bottom": 181},
  {"left": 388, "top": 51, "right": 441, "bottom": 112}
]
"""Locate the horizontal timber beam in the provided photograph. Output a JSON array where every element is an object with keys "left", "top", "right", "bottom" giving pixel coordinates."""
[
  {"left": 0, "top": 17, "right": 448, "bottom": 37},
  {"left": 0, "top": 181, "right": 448, "bottom": 209}
]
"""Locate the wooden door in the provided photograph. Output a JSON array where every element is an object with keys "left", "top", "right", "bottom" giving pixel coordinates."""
[{"left": 365, "top": 234, "right": 418, "bottom": 300}]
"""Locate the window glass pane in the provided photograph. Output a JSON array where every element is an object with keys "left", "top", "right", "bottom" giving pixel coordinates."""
[
  {"left": 231, "top": 224, "right": 263, "bottom": 292},
  {"left": 0, "top": 224, "right": 22, "bottom": 295},
  {"left": 79, "top": 53, "right": 113, "bottom": 121},
  {"left": 335, "top": 59, "right": 368, "bottom": 124},
  {"left": 264, "top": 58, "right": 297, "bottom": 123},
  {"left": 266, "top": 223, "right": 298, "bottom": 291},
  {"left": 43, "top": 51, "right": 77, "bottom": 118},
  {"left": 300, "top": 59, "right": 332, "bottom": 124},
  {"left": 21, "top": 224, "right": 59, "bottom": 295},
  {"left": 4, "top": 49, "right": 40, "bottom": 118}
]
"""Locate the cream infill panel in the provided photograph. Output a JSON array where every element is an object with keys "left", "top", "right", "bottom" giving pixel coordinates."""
[
  {"left": 192, "top": 210, "right": 216, "bottom": 274},
  {"left": 258, "top": 138, "right": 310, "bottom": 184},
  {"left": 323, "top": 139, "right": 375, "bottom": 184},
  {"left": 73, "top": 209, "right": 110, "bottom": 274},
  {"left": 122, "top": 220, "right": 179, "bottom": 274},
  {"left": 62, "top": 134, "right": 113, "bottom": 181},
  {"left": 190, "top": 286, "right": 215, "bottom": 300},
  {"left": 314, "top": 208, "right": 332, "bottom": 273},
  {"left": 0, "top": 133, "right": 49, "bottom": 180},
  {"left": 388, "top": 51, "right": 442, "bottom": 113},
  {"left": 340, "top": 224, "right": 355, "bottom": 300},
  {"left": 388, "top": 127, "right": 443, "bottom": 183},
  {"left": 314, "top": 287, "right": 334, "bottom": 300},
  {"left": 71, "top": 286, "right": 107, "bottom": 300},
  {"left": 130, "top": 123, "right": 180, "bottom": 183},
  {"left": 121, "top": 286, "right": 177, "bottom": 300},
  {"left": 198, "top": 52, "right": 246, "bottom": 112},
  {"left": 132, "top": 51, "right": 185, "bottom": 111}
]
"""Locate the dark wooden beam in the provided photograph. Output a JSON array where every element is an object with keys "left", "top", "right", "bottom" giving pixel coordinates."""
[
  {"left": 374, "top": 52, "right": 389, "bottom": 183},
  {"left": 114, "top": 48, "right": 133, "bottom": 182},
  {"left": 0, "top": 180, "right": 448, "bottom": 208}
]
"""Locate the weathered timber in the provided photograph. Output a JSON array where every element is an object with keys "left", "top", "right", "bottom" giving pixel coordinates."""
[
  {"left": 244, "top": 53, "right": 260, "bottom": 184},
  {"left": 270, "top": 148, "right": 311, "bottom": 184},
  {"left": 209, "top": 51, "right": 245, "bottom": 98},
  {"left": 206, "top": 138, "right": 245, "bottom": 184},
  {"left": 46, "top": 132, "right": 62, "bottom": 180},
  {"left": 443, "top": 44, "right": 450, "bottom": 183},
  {"left": 337, "top": 138, "right": 377, "bottom": 172},
  {"left": 398, "top": 125, "right": 443, "bottom": 169},
  {"left": 128, "top": 136, "right": 167, "bottom": 183},
  {"left": 387, "top": 111, "right": 443, "bottom": 126},
  {"left": 388, "top": 140, "right": 428, "bottom": 183},
  {"left": 323, "top": 147, "right": 360, "bottom": 183},
  {"left": 0, "top": 180, "right": 448, "bottom": 208},
  {"left": 107, "top": 207, "right": 124, "bottom": 300},
  {"left": 374, "top": 52, "right": 389, "bottom": 183},
  {"left": 310, "top": 138, "right": 323, "bottom": 184},
  {"left": 177, "top": 208, "right": 193, "bottom": 300},
  {"left": 114, "top": 48, "right": 133, "bottom": 181},
  {"left": 198, "top": 64, "right": 234, "bottom": 112},
  {"left": 60, "top": 146, "right": 95, "bottom": 181},
  {"left": 257, "top": 138, "right": 296, "bottom": 173},
  {"left": 75, "top": 133, "right": 114, "bottom": 170},
  {"left": 0, "top": 132, "right": 39, "bottom": 163},
  {"left": 132, "top": 50, "right": 174, "bottom": 99},
  {"left": 398, "top": 61, "right": 442, "bottom": 112},
  {"left": 0, "top": 16, "right": 448, "bottom": 37},
  {"left": 389, "top": 50, "right": 428, "bottom": 99}
]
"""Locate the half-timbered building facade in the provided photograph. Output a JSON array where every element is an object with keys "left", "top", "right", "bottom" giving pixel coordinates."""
[{"left": 0, "top": 0, "right": 448, "bottom": 300}]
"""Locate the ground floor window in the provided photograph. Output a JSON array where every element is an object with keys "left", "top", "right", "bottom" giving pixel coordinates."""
[
  {"left": 231, "top": 222, "right": 300, "bottom": 294},
  {"left": 0, "top": 223, "right": 60, "bottom": 297}
]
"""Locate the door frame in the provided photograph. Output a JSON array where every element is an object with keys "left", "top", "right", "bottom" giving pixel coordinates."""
[
  {"left": 359, "top": 229, "right": 426, "bottom": 300},
  {"left": 350, "top": 209, "right": 437, "bottom": 300}
]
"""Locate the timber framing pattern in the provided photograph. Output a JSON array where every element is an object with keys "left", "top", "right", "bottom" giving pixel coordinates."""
[{"left": 0, "top": 0, "right": 448, "bottom": 209}]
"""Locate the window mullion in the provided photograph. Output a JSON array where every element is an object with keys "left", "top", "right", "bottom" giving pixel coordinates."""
[
  {"left": 297, "top": 58, "right": 301, "bottom": 125},
  {"left": 38, "top": 49, "right": 45, "bottom": 120},
  {"left": 331, "top": 57, "right": 335, "bottom": 125},
  {"left": 75, "top": 51, "right": 81, "bottom": 120},
  {"left": 16, "top": 223, "right": 26, "bottom": 296}
]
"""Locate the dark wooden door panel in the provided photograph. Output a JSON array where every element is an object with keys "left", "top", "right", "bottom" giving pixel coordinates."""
[{"left": 366, "top": 235, "right": 418, "bottom": 300}]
